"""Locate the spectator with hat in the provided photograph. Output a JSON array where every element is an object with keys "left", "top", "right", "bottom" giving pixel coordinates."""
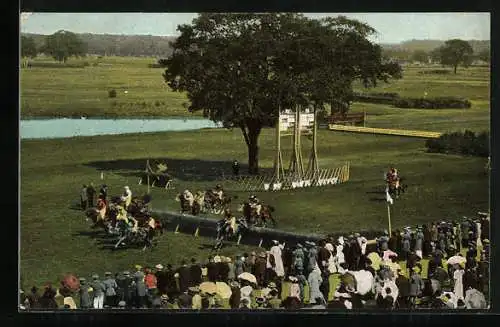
[
  {"left": 90, "top": 274, "right": 105, "bottom": 309},
  {"left": 189, "top": 258, "right": 202, "bottom": 287},
  {"left": 176, "top": 259, "right": 190, "bottom": 293},
  {"left": 154, "top": 264, "right": 167, "bottom": 295},
  {"left": 78, "top": 278, "right": 91, "bottom": 309},
  {"left": 86, "top": 182, "right": 96, "bottom": 208},
  {"left": 133, "top": 270, "right": 147, "bottom": 308},
  {"left": 103, "top": 271, "right": 118, "bottom": 308},
  {"left": 80, "top": 184, "right": 88, "bottom": 210}
]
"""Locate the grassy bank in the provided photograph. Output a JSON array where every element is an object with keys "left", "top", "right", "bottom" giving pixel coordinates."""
[{"left": 21, "top": 127, "right": 489, "bottom": 290}]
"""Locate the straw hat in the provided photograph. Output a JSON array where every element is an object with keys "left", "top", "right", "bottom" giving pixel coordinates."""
[{"left": 155, "top": 264, "right": 164, "bottom": 270}]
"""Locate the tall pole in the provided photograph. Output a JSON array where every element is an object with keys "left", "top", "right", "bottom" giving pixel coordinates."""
[
  {"left": 307, "top": 105, "right": 319, "bottom": 179},
  {"left": 274, "top": 105, "right": 282, "bottom": 182},
  {"left": 387, "top": 203, "right": 392, "bottom": 236}
]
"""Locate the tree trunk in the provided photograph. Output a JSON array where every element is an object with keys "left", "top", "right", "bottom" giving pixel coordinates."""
[
  {"left": 240, "top": 120, "right": 262, "bottom": 175},
  {"left": 454, "top": 64, "right": 458, "bottom": 74}
]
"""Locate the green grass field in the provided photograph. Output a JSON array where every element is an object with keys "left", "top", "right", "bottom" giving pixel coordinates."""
[{"left": 20, "top": 56, "right": 490, "bottom": 304}]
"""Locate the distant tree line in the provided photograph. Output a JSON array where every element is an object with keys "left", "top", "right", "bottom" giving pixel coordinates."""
[
  {"left": 382, "top": 39, "right": 490, "bottom": 73},
  {"left": 21, "top": 32, "right": 176, "bottom": 59}
]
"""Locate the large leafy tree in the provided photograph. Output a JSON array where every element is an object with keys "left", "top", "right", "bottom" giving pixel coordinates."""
[
  {"left": 42, "top": 30, "right": 87, "bottom": 62},
  {"left": 163, "top": 13, "right": 402, "bottom": 174},
  {"left": 437, "top": 39, "right": 474, "bottom": 74},
  {"left": 21, "top": 35, "right": 38, "bottom": 58}
]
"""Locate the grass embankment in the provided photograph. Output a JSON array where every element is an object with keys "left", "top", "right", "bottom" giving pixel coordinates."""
[
  {"left": 21, "top": 56, "right": 490, "bottom": 133},
  {"left": 21, "top": 127, "right": 489, "bottom": 293}
]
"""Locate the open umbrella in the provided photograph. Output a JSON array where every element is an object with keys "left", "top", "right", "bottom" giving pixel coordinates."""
[
  {"left": 238, "top": 272, "right": 257, "bottom": 285},
  {"left": 215, "top": 282, "right": 232, "bottom": 299},
  {"left": 367, "top": 252, "right": 382, "bottom": 270},
  {"left": 464, "top": 289, "right": 487, "bottom": 309},
  {"left": 350, "top": 270, "right": 374, "bottom": 296},
  {"left": 61, "top": 274, "right": 80, "bottom": 292},
  {"left": 447, "top": 256, "right": 466, "bottom": 265},
  {"left": 199, "top": 282, "right": 217, "bottom": 295},
  {"left": 383, "top": 250, "right": 398, "bottom": 261}
]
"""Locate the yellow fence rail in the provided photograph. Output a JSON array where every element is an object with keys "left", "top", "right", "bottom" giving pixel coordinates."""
[{"left": 328, "top": 124, "right": 442, "bottom": 139}]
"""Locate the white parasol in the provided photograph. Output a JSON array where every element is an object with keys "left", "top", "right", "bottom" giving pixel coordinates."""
[
  {"left": 199, "top": 282, "right": 217, "bottom": 295},
  {"left": 446, "top": 255, "right": 466, "bottom": 265},
  {"left": 238, "top": 272, "right": 257, "bottom": 285},
  {"left": 215, "top": 282, "right": 232, "bottom": 299}
]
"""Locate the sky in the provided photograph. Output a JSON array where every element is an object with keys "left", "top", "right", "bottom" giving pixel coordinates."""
[{"left": 20, "top": 12, "right": 490, "bottom": 44}]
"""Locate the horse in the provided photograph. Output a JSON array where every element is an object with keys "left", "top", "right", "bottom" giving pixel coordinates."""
[
  {"left": 203, "top": 190, "right": 234, "bottom": 215},
  {"left": 213, "top": 217, "right": 249, "bottom": 251},
  {"left": 238, "top": 201, "right": 276, "bottom": 228},
  {"left": 175, "top": 192, "right": 194, "bottom": 215},
  {"left": 113, "top": 221, "right": 159, "bottom": 251},
  {"left": 386, "top": 176, "right": 407, "bottom": 199}
]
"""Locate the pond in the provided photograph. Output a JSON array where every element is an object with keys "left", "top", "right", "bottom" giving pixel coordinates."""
[{"left": 20, "top": 118, "right": 223, "bottom": 139}]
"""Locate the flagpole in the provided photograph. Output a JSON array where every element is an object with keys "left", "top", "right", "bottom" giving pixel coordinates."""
[{"left": 387, "top": 203, "right": 392, "bottom": 236}]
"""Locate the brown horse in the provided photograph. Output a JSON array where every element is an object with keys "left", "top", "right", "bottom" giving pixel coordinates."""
[{"left": 238, "top": 202, "right": 276, "bottom": 227}]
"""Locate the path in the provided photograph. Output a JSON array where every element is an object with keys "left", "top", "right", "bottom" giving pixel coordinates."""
[{"left": 328, "top": 124, "right": 442, "bottom": 138}]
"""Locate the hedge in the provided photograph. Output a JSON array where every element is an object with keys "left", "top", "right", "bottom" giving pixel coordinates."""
[
  {"left": 425, "top": 130, "right": 489, "bottom": 157},
  {"left": 27, "top": 61, "right": 90, "bottom": 68},
  {"left": 417, "top": 69, "right": 452, "bottom": 75},
  {"left": 394, "top": 96, "right": 471, "bottom": 109},
  {"left": 352, "top": 92, "right": 400, "bottom": 105}
]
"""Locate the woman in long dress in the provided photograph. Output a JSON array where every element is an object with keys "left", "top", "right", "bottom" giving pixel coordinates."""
[
  {"left": 307, "top": 267, "right": 325, "bottom": 305},
  {"left": 453, "top": 265, "right": 465, "bottom": 300}
]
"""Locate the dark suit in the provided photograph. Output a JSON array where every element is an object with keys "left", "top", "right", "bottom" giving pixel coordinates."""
[
  {"left": 177, "top": 266, "right": 190, "bottom": 293},
  {"left": 217, "top": 262, "right": 229, "bottom": 282},
  {"left": 189, "top": 264, "right": 202, "bottom": 286},
  {"left": 155, "top": 271, "right": 168, "bottom": 295},
  {"left": 207, "top": 262, "right": 219, "bottom": 282}
]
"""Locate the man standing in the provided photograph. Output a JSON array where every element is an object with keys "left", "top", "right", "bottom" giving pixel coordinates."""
[
  {"left": 176, "top": 260, "right": 191, "bottom": 293},
  {"left": 232, "top": 160, "right": 240, "bottom": 176},
  {"left": 86, "top": 183, "right": 96, "bottom": 208},
  {"left": 90, "top": 274, "right": 105, "bottom": 309},
  {"left": 78, "top": 278, "right": 91, "bottom": 309},
  {"left": 102, "top": 272, "right": 118, "bottom": 308},
  {"left": 189, "top": 258, "right": 202, "bottom": 287},
  {"left": 98, "top": 184, "right": 108, "bottom": 201},
  {"left": 80, "top": 185, "right": 88, "bottom": 210}
]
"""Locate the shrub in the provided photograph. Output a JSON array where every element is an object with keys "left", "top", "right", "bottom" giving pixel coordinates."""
[
  {"left": 352, "top": 92, "right": 400, "bottom": 105},
  {"left": 394, "top": 96, "right": 471, "bottom": 109},
  {"left": 154, "top": 100, "right": 162, "bottom": 107},
  {"left": 108, "top": 89, "right": 117, "bottom": 98},
  {"left": 425, "top": 130, "right": 489, "bottom": 157},
  {"left": 417, "top": 69, "right": 452, "bottom": 75}
]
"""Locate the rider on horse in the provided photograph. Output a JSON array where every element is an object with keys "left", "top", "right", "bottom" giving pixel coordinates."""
[
  {"left": 385, "top": 167, "right": 399, "bottom": 188},
  {"left": 249, "top": 195, "right": 261, "bottom": 217},
  {"left": 213, "top": 184, "right": 225, "bottom": 202},
  {"left": 222, "top": 209, "right": 237, "bottom": 236},
  {"left": 183, "top": 189, "right": 195, "bottom": 207},
  {"left": 96, "top": 198, "right": 107, "bottom": 223},
  {"left": 121, "top": 186, "right": 133, "bottom": 210}
]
